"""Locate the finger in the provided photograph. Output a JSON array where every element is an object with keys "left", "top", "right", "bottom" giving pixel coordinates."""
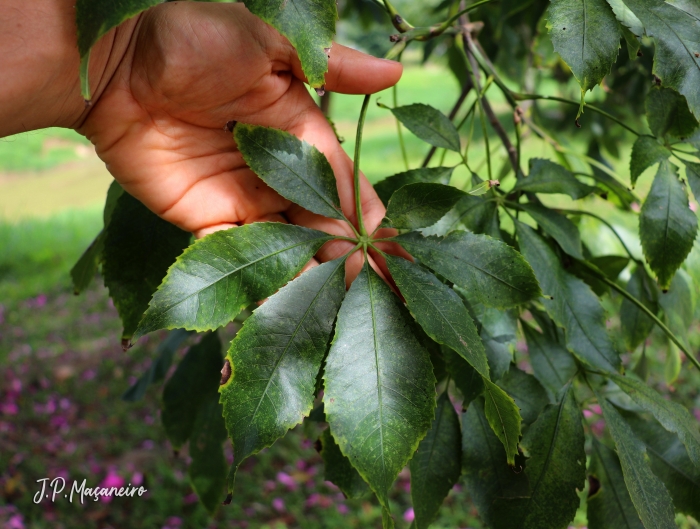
[{"left": 288, "top": 42, "right": 403, "bottom": 94}]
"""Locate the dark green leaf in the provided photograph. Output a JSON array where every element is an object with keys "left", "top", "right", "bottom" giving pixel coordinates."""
[
  {"left": 512, "top": 158, "right": 596, "bottom": 199},
  {"left": 623, "top": 0, "right": 700, "bottom": 119},
  {"left": 162, "top": 333, "right": 223, "bottom": 449},
  {"left": 122, "top": 329, "right": 193, "bottom": 402},
  {"left": 383, "top": 184, "right": 466, "bottom": 230},
  {"left": 103, "top": 193, "right": 191, "bottom": 340},
  {"left": 517, "top": 222, "right": 621, "bottom": 373},
  {"left": 630, "top": 136, "right": 671, "bottom": 186},
  {"left": 624, "top": 411, "right": 700, "bottom": 520},
  {"left": 188, "top": 392, "right": 227, "bottom": 514},
  {"left": 319, "top": 428, "right": 369, "bottom": 499},
  {"left": 443, "top": 347, "right": 485, "bottom": 406},
  {"left": 547, "top": 0, "right": 621, "bottom": 93},
  {"left": 646, "top": 87, "right": 699, "bottom": 139},
  {"left": 461, "top": 398, "right": 530, "bottom": 528},
  {"left": 394, "top": 231, "right": 541, "bottom": 310},
  {"left": 374, "top": 167, "right": 455, "bottom": 206},
  {"left": 234, "top": 124, "right": 344, "bottom": 220},
  {"left": 220, "top": 258, "right": 346, "bottom": 472},
  {"left": 483, "top": 378, "right": 522, "bottom": 466},
  {"left": 134, "top": 223, "right": 332, "bottom": 339},
  {"left": 386, "top": 255, "right": 489, "bottom": 378},
  {"left": 243, "top": 0, "right": 336, "bottom": 88},
  {"left": 519, "top": 203, "right": 584, "bottom": 259},
  {"left": 522, "top": 320, "right": 577, "bottom": 401},
  {"left": 620, "top": 266, "right": 659, "bottom": 350},
  {"left": 421, "top": 195, "right": 500, "bottom": 238},
  {"left": 597, "top": 397, "right": 677, "bottom": 529},
  {"left": 489, "top": 382, "right": 586, "bottom": 529},
  {"left": 390, "top": 104, "right": 461, "bottom": 152},
  {"left": 498, "top": 365, "right": 550, "bottom": 425},
  {"left": 323, "top": 262, "right": 435, "bottom": 508},
  {"left": 410, "top": 392, "right": 462, "bottom": 529},
  {"left": 588, "top": 439, "right": 644, "bottom": 529},
  {"left": 590, "top": 255, "right": 630, "bottom": 280},
  {"left": 639, "top": 161, "right": 698, "bottom": 289},
  {"left": 683, "top": 161, "right": 700, "bottom": 200},
  {"left": 659, "top": 269, "right": 694, "bottom": 349},
  {"left": 610, "top": 373, "right": 700, "bottom": 470}
]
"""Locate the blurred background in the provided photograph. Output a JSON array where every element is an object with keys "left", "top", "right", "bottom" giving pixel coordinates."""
[{"left": 2, "top": 0, "right": 700, "bottom": 528}]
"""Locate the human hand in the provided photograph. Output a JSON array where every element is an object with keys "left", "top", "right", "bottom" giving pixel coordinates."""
[{"left": 78, "top": 1, "right": 404, "bottom": 281}]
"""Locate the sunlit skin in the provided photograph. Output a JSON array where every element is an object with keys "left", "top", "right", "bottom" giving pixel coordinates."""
[{"left": 76, "top": 2, "right": 407, "bottom": 283}]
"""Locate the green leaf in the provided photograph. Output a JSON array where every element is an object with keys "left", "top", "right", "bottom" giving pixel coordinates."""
[
  {"left": 383, "top": 184, "right": 466, "bottom": 230},
  {"left": 610, "top": 373, "right": 700, "bottom": 470},
  {"left": 597, "top": 397, "right": 677, "bottom": 529},
  {"left": 547, "top": 0, "right": 621, "bottom": 93},
  {"left": 516, "top": 222, "right": 621, "bottom": 373},
  {"left": 394, "top": 231, "right": 541, "bottom": 310},
  {"left": 658, "top": 269, "right": 694, "bottom": 349},
  {"left": 512, "top": 158, "right": 596, "bottom": 199},
  {"left": 623, "top": 411, "right": 700, "bottom": 520},
  {"left": 443, "top": 347, "right": 485, "bottom": 406},
  {"left": 461, "top": 398, "right": 530, "bottom": 529},
  {"left": 234, "top": 124, "right": 344, "bottom": 221},
  {"left": 518, "top": 203, "right": 584, "bottom": 259},
  {"left": 386, "top": 255, "right": 489, "bottom": 379},
  {"left": 620, "top": 266, "right": 659, "bottom": 350},
  {"left": 421, "top": 194, "right": 500, "bottom": 238},
  {"left": 220, "top": 258, "right": 346, "bottom": 472},
  {"left": 410, "top": 392, "right": 462, "bottom": 529},
  {"left": 622, "top": 0, "right": 700, "bottom": 119},
  {"left": 498, "top": 365, "right": 550, "bottom": 425},
  {"left": 323, "top": 262, "right": 436, "bottom": 508},
  {"left": 188, "top": 392, "right": 227, "bottom": 514},
  {"left": 664, "top": 343, "right": 681, "bottom": 385},
  {"left": 605, "top": 0, "right": 645, "bottom": 35},
  {"left": 319, "top": 428, "right": 369, "bottom": 499},
  {"left": 630, "top": 136, "right": 671, "bottom": 186},
  {"left": 134, "top": 223, "right": 332, "bottom": 339},
  {"left": 242, "top": 0, "right": 337, "bottom": 88},
  {"left": 683, "top": 161, "right": 700, "bottom": 200},
  {"left": 588, "top": 439, "right": 644, "bottom": 529},
  {"left": 122, "top": 329, "right": 193, "bottom": 402},
  {"left": 389, "top": 104, "right": 461, "bottom": 152},
  {"left": 489, "top": 382, "right": 586, "bottom": 529},
  {"left": 482, "top": 378, "right": 522, "bottom": 466},
  {"left": 522, "top": 320, "right": 577, "bottom": 401},
  {"left": 162, "top": 333, "right": 223, "bottom": 449},
  {"left": 646, "top": 87, "right": 700, "bottom": 139},
  {"left": 374, "top": 167, "right": 455, "bottom": 207},
  {"left": 103, "top": 192, "right": 191, "bottom": 341},
  {"left": 639, "top": 161, "right": 698, "bottom": 290}
]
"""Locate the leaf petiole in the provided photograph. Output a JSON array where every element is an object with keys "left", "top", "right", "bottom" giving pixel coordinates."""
[{"left": 354, "top": 95, "right": 372, "bottom": 237}]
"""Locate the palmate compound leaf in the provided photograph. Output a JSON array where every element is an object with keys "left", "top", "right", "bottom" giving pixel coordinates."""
[
  {"left": 597, "top": 397, "right": 677, "bottom": 529},
  {"left": 516, "top": 222, "right": 621, "bottom": 373},
  {"left": 609, "top": 373, "right": 700, "bottom": 470},
  {"left": 623, "top": 410, "right": 700, "bottom": 520},
  {"left": 629, "top": 136, "right": 671, "bottom": 186},
  {"left": 622, "top": 0, "right": 700, "bottom": 119},
  {"left": 393, "top": 231, "right": 541, "bottom": 310},
  {"left": 512, "top": 158, "right": 596, "bottom": 200},
  {"left": 242, "top": 0, "right": 336, "bottom": 88},
  {"left": 385, "top": 255, "right": 489, "bottom": 379},
  {"left": 620, "top": 266, "right": 659, "bottom": 351},
  {"left": 323, "top": 261, "right": 436, "bottom": 510},
  {"left": 374, "top": 167, "right": 455, "bottom": 206},
  {"left": 517, "top": 203, "right": 583, "bottom": 259},
  {"left": 133, "top": 223, "right": 333, "bottom": 340},
  {"left": 389, "top": 104, "right": 461, "bottom": 152},
  {"left": 103, "top": 192, "right": 192, "bottom": 341},
  {"left": 482, "top": 379, "right": 523, "bottom": 466},
  {"left": 547, "top": 0, "right": 621, "bottom": 94},
  {"left": 409, "top": 392, "right": 461, "bottom": 529},
  {"left": 588, "top": 439, "right": 644, "bottom": 529},
  {"left": 219, "top": 258, "right": 346, "bottom": 480},
  {"left": 319, "top": 428, "right": 369, "bottom": 499},
  {"left": 382, "top": 183, "right": 466, "bottom": 230},
  {"left": 639, "top": 161, "right": 698, "bottom": 290},
  {"left": 234, "top": 124, "right": 345, "bottom": 221}
]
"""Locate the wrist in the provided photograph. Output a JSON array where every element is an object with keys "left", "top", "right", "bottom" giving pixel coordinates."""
[{"left": 0, "top": 0, "right": 139, "bottom": 137}]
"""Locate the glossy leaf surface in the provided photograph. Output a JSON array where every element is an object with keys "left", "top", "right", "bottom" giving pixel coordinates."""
[
  {"left": 383, "top": 183, "right": 465, "bottom": 230},
  {"left": 483, "top": 378, "right": 522, "bottom": 466},
  {"left": 390, "top": 104, "right": 461, "bottom": 152},
  {"left": 512, "top": 158, "right": 595, "bottom": 199},
  {"left": 374, "top": 167, "right": 455, "bottom": 206}
]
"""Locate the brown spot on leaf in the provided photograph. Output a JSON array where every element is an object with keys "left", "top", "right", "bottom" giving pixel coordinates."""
[
  {"left": 588, "top": 475, "right": 601, "bottom": 497},
  {"left": 220, "top": 359, "right": 232, "bottom": 385},
  {"left": 121, "top": 338, "right": 132, "bottom": 352},
  {"left": 223, "top": 493, "right": 233, "bottom": 506}
]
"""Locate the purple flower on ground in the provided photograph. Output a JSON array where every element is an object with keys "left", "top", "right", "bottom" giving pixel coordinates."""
[
  {"left": 337, "top": 503, "right": 348, "bottom": 515},
  {"left": 272, "top": 498, "right": 285, "bottom": 512},
  {"left": 403, "top": 508, "right": 415, "bottom": 523},
  {"left": 99, "top": 470, "right": 125, "bottom": 503},
  {"left": 276, "top": 471, "right": 297, "bottom": 491},
  {"left": 131, "top": 472, "right": 144, "bottom": 486},
  {"left": 1, "top": 401, "right": 18, "bottom": 415},
  {"left": 8, "top": 514, "right": 25, "bottom": 529}
]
